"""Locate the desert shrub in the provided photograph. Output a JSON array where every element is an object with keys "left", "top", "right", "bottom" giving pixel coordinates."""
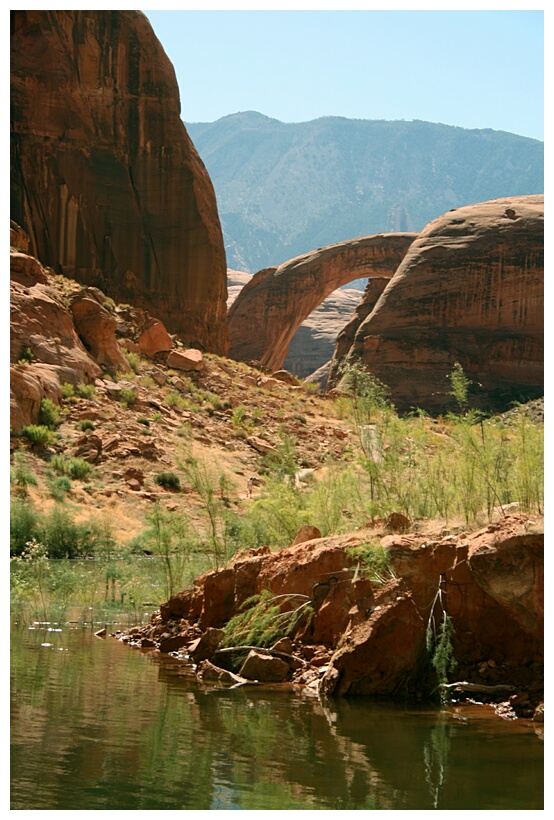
[
  {"left": 47, "top": 475, "right": 72, "bottom": 501},
  {"left": 38, "top": 398, "right": 61, "bottom": 429},
  {"left": 39, "top": 506, "right": 100, "bottom": 559},
  {"left": 154, "top": 472, "right": 181, "bottom": 491},
  {"left": 346, "top": 541, "right": 392, "bottom": 584},
  {"left": 302, "top": 380, "right": 321, "bottom": 395},
  {"left": 10, "top": 455, "right": 38, "bottom": 496},
  {"left": 18, "top": 346, "right": 35, "bottom": 363},
  {"left": 75, "top": 383, "right": 96, "bottom": 399},
  {"left": 21, "top": 425, "right": 57, "bottom": 447},
  {"left": 61, "top": 383, "right": 75, "bottom": 399},
  {"left": 65, "top": 458, "right": 92, "bottom": 480},
  {"left": 49, "top": 455, "right": 92, "bottom": 480},
  {"left": 119, "top": 387, "right": 137, "bottom": 408},
  {"left": 124, "top": 349, "right": 142, "bottom": 373},
  {"left": 75, "top": 419, "right": 95, "bottom": 432},
  {"left": 447, "top": 361, "right": 471, "bottom": 414},
  {"left": 10, "top": 499, "right": 40, "bottom": 556}
]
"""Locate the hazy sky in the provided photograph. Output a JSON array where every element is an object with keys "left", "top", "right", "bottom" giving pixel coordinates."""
[{"left": 143, "top": 6, "right": 544, "bottom": 141}]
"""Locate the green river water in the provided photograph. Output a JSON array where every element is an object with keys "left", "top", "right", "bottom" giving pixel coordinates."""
[{"left": 10, "top": 621, "right": 544, "bottom": 810}]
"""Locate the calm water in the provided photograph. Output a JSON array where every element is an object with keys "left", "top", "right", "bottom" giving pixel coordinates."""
[{"left": 11, "top": 621, "right": 544, "bottom": 810}]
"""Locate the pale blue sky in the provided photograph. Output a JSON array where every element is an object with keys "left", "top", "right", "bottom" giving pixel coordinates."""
[{"left": 144, "top": 8, "right": 544, "bottom": 141}]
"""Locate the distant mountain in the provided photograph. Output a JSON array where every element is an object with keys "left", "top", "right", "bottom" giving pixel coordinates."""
[{"left": 187, "top": 112, "right": 543, "bottom": 274}]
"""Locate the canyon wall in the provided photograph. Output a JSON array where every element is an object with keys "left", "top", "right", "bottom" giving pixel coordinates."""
[{"left": 11, "top": 10, "right": 228, "bottom": 353}]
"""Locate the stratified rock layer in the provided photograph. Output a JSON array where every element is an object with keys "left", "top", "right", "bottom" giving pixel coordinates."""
[
  {"left": 228, "top": 234, "right": 416, "bottom": 371},
  {"left": 331, "top": 196, "right": 543, "bottom": 412},
  {"left": 11, "top": 10, "right": 228, "bottom": 353}
]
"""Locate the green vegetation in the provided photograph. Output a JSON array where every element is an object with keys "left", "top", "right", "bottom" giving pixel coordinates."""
[
  {"left": 50, "top": 455, "right": 92, "bottom": 480},
  {"left": 38, "top": 398, "right": 62, "bottom": 428},
  {"left": 11, "top": 499, "right": 105, "bottom": 558},
  {"left": 345, "top": 541, "right": 392, "bottom": 585},
  {"left": 154, "top": 471, "right": 181, "bottom": 491},
  {"left": 18, "top": 346, "right": 34, "bottom": 364},
  {"left": 75, "top": 383, "right": 96, "bottom": 400},
  {"left": 221, "top": 589, "right": 313, "bottom": 649},
  {"left": 10, "top": 454, "right": 38, "bottom": 497},
  {"left": 124, "top": 349, "right": 142, "bottom": 373},
  {"left": 119, "top": 387, "right": 137, "bottom": 408},
  {"left": 21, "top": 424, "right": 58, "bottom": 447},
  {"left": 75, "top": 419, "right": 95, "bottom": 432},
  {"left": 426, "top": 577, "right": 458, "bottom": 699}
]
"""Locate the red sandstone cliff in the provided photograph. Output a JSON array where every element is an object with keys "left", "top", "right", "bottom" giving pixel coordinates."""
[
  {"left": 330, "top": 196, "right": 543, "bottom": 412},
  {"left": 11, "top": 10, "right": 228, "bottom": 354}
]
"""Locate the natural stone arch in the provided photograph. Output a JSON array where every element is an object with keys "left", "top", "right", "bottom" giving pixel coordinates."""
[{"left": 227, "top": 233, "right": 417, "bottom": 372}]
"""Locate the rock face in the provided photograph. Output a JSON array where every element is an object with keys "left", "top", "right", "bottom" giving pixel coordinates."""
[
  {"left": 10, "top": 247, "right": 103, "bottom": 431},
  {"left": 331, "top": 196, "right": 543, "bottom": 412},
  {"left": 227, "top": 234, "right": 416, "bottom": 372},
  {"left": 151, "top": 516, "right": 543, "bottom": 698},
  {"left": 11, "top": 10, "right": 228, "bottom": 353}
]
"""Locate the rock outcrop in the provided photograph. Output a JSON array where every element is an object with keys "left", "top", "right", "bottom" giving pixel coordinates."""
[
  {"left": 10, "top": 246, "right": 103, "bottom": 431},
  {"left": 330, "top": 196, "right": 543, "bottom": 413},
  {"left": 228, "top": 234, "right": 416, "bottom": 372},
  {"left": 11, "top": 10, "right": 228, "bottom": 353},
  {"left": 126, "top": 515, "right": 543, "bottom": 707}
]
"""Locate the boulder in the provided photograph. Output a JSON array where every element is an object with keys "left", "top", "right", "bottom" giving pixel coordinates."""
[
  {"left": 467, "top": 519, "right": 543, "bottom": 642},
  {"left": 167, "top": 349, "right": 205, "bottom": 372},
  {"left": 292, "top": 526, "right": 322, "bottom": 546},
  {"left": 159, "top": 635, "right": 190, "bottom": 654},
  {"left": 197, "top": 660, "right": 247, "bottom": 686},
  {"left": 239, "top": 650, "right": 290, "bottom": 683},
  {"left": 137, "top": 318, "right": 173, "bottom": 358},
  {"left": 187, "top": 627, "right": 226, "bottom": 662},
  {"left": 320, "top": 580, "right": 425, "bottom": 696},
  {"left": 71, "top": 289, "right": 130, "bottom": 373}
]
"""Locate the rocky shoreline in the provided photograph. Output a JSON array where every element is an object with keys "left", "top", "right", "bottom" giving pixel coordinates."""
[{"left": 117, "top": 513, "right": 544, "bottom": 722}]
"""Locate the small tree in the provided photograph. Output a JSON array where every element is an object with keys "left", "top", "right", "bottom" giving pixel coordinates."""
[{"left": 447, "top": 362, "right": 471, "bottom": 414}]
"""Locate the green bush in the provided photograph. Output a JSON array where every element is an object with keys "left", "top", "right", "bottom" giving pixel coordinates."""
[
  {"left": 39, "top": 506, "right": 98, "bottom": 558},
  {"left": 65, "top": 458, "right": 92, "bottom": 480},
  {"left": 10, "top": 499, "right": 40, "bottom": 555},
  {"left": 75, "top": 419, "right": 95, "bottom": 432},
  {"left": 124, "top": 350, "right": 142, "bottom": 373},
  {"left": 75, "top": 383, "right": 96, "bottom": 400},
  {"left": 38, "top": 399, "right": 61, "bottom": 429},
  {"left": 10, "top": 455, "right": 38, "bottom": 496},
  {"left": 119, "top": 387, "right": 137, "bottom": 408},
  {"left": 18, "top": 347, "right": 34, "bottom": 363},
  {"left": 21, "top": 425, "right": 57, "bottom": 447},
  {"left": 47, "top": 475, "right": 72, "bottom": 501},
  {"left": 49, "top": 455, "right": 92, "bottom": 480},
  {"left": 154, "top": 472, "right": 181, "bottom": 491},
  {"left": 61, "top": 383, "right": 75, "bottom": 399}
]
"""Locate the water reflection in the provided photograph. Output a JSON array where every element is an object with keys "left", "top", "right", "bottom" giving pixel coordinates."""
[{"left": 11, "top": 623, "right": 543, "bottom": 810}]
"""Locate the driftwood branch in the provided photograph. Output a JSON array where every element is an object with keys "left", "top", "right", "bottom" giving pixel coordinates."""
[
  {"left": 438, "top": 681, "right": 515, "bottom": 694},
  {"left": 213, "top": 645, "right": 307, "bottom": 666}
]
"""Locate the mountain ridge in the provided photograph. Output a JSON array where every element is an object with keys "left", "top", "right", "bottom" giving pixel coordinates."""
[{"left": 187, "top": 112, "right": 543, "bottom": 272}]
